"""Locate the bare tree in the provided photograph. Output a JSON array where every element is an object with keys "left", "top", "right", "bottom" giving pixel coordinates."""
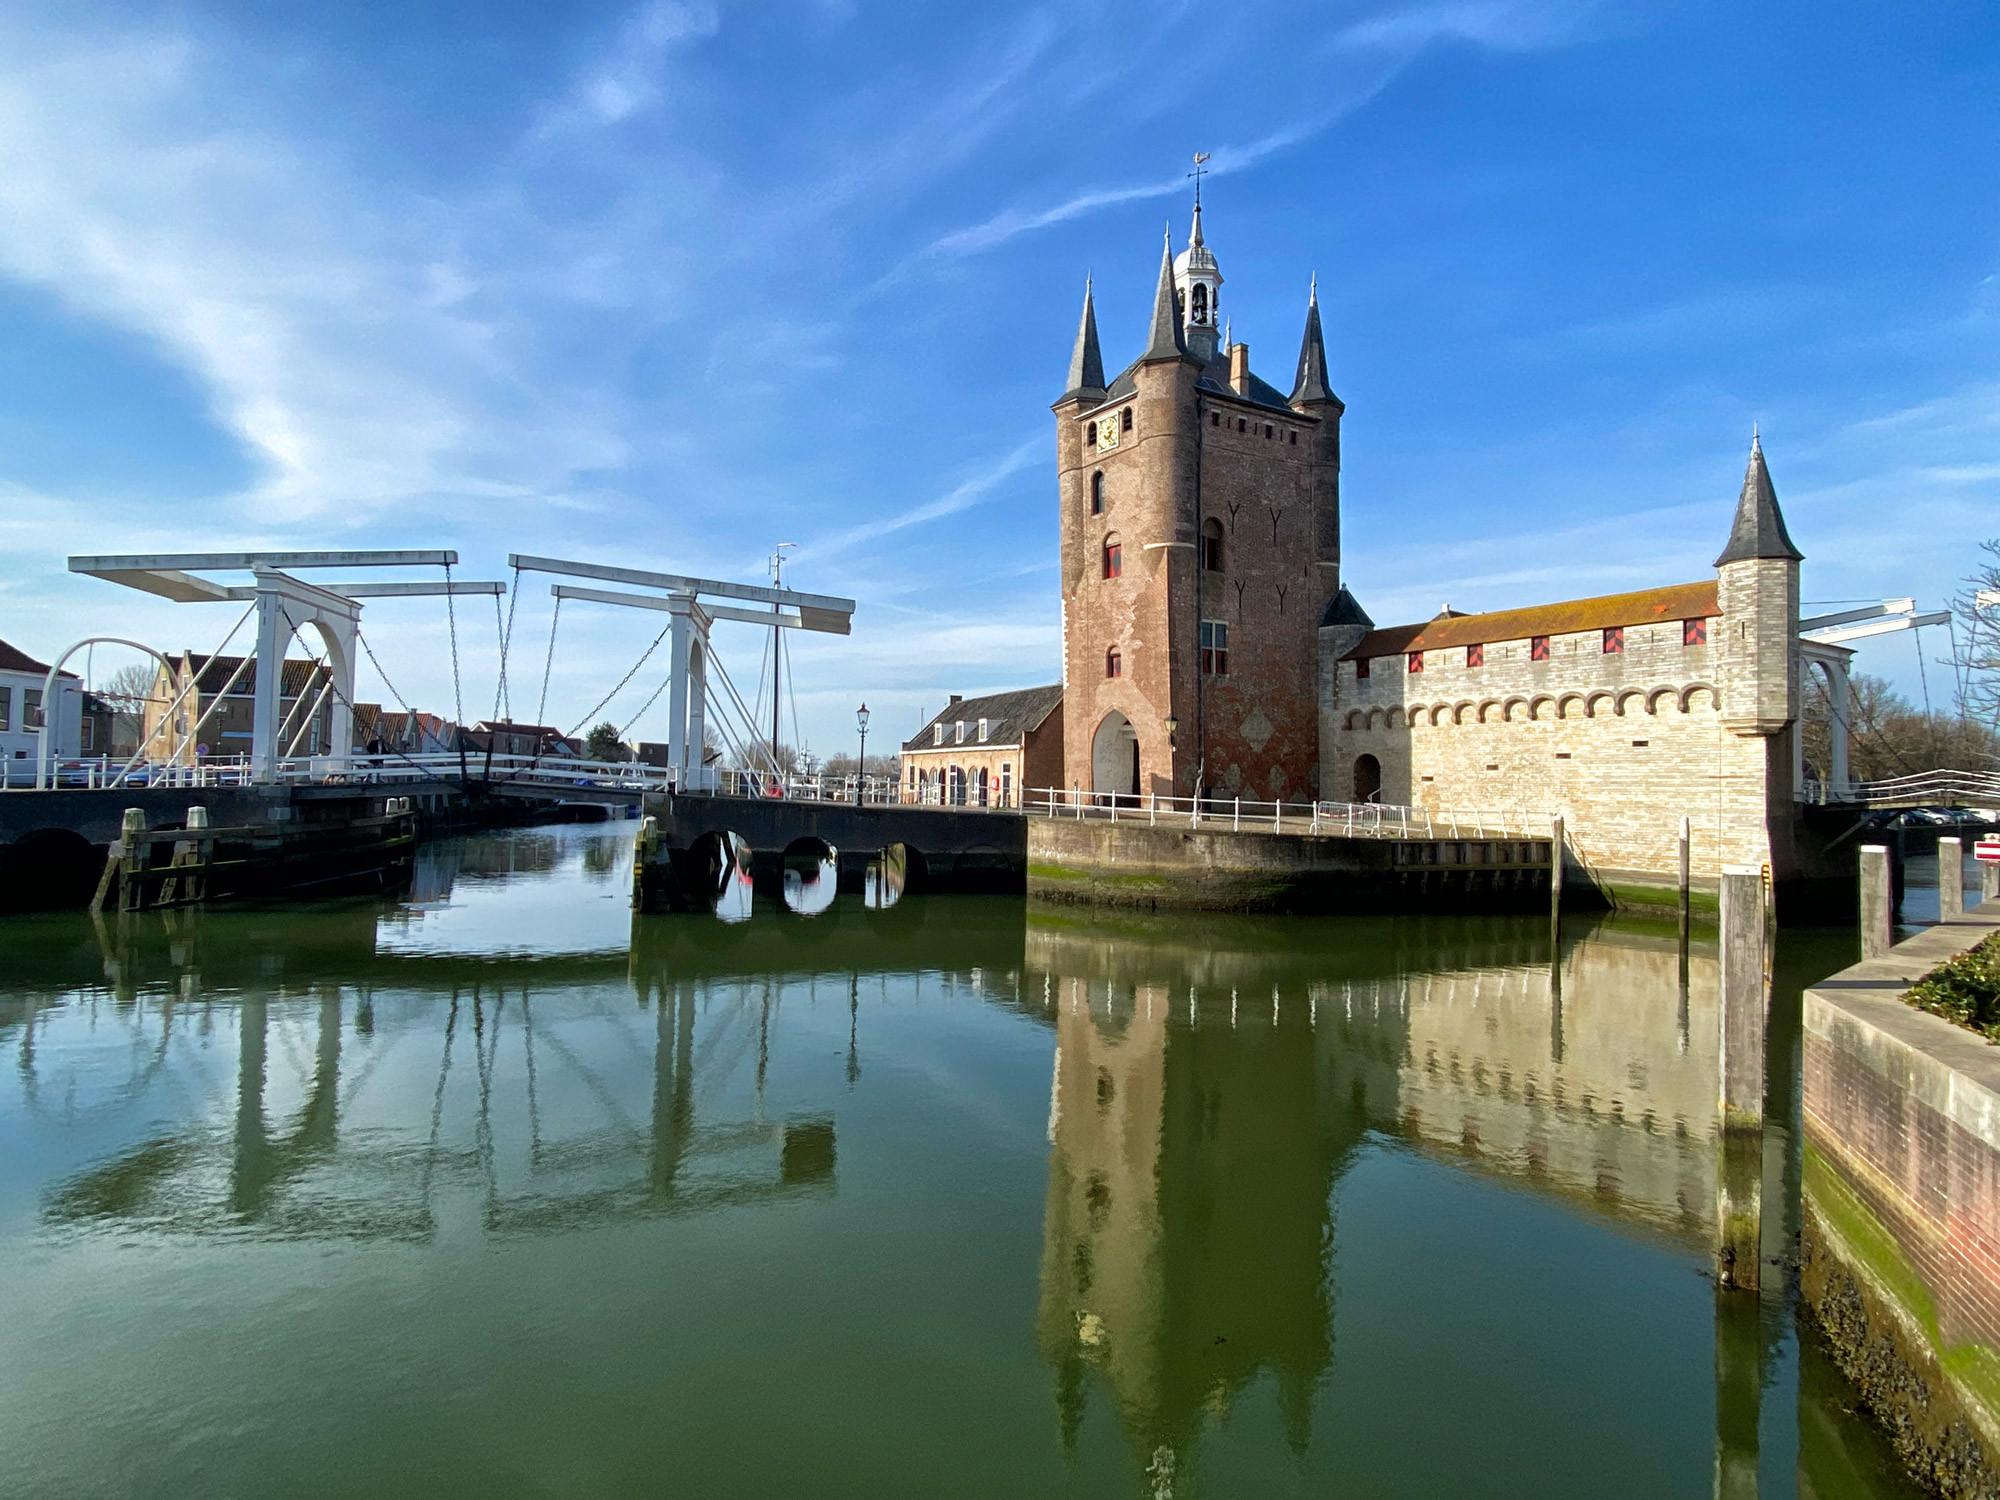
[
  {"left": 1952, "top": 538, "right": 2000, "bottom": 731},
  {"left": 1804, "top": 670, "right": 2000, "bottom": 785},
  {"left": 98, "top": 662, "right": 165, "bottom": 757}
]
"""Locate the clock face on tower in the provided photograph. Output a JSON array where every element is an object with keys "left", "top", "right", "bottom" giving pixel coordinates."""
[{"left": 1097, "top": 420, "right": 1119, "bottom": 452}]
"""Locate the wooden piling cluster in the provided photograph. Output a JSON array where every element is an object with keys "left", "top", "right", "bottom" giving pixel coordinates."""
[{"left": 92, "top": 798, "right": 419, "bottom": 912}]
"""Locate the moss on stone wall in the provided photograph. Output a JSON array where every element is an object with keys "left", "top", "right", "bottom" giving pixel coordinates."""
[{"left": 1801, "top": 1145, "right": 2000, "bottom": 1494}]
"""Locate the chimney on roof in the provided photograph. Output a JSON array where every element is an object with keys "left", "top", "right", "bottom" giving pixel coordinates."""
[
  {"left": 948, "top": 694, "right": 963, "bottom": 706},
  {"left": 1229, "top": 341, "right": 1250, "bottom": 396}
]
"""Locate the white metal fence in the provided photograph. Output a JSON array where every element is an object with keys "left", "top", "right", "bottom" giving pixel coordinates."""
[{"left": 1021, "top": 787, "right": 1551, "bottom": 840}]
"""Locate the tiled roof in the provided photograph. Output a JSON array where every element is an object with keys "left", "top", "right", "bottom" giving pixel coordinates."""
[
  {"left": 903, "top": 683, "right": 1062, "bottom": 752},
  {"left": 180, "top": 652, "right": 327, "bottom": 696},
  {"left": 0, "top": 638, "right": 78, "bottom": 678},
  {"left": 1345, "top": 580, "right": 1721, "bottom": 659}
]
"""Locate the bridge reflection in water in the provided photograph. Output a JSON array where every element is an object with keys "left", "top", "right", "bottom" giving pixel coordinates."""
[{"left": 0, "top": 826, "right": 1915, "bottom": 1498}]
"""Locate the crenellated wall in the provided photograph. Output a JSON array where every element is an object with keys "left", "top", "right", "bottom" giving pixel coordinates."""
[{"left": 1320, "top": 607, "right": 1789, "bottom": 901}]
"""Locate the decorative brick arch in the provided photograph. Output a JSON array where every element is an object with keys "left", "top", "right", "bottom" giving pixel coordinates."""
[
  {"left": 1452, "top": 700, "right": 1473, "bottom": 725},
  {"left": 1386, "top": 706, "right": 1408, "bottom": 730},
  {"left": 1585, "top": 691, "right": 1615, "bottom": 718},
  {"left": 1502, "top": 696, "right": 1530, "bottom": 722},
  {"left": 1343, "top": 709, "right": 1365, "bottom": 732},
  {"left": 1615, "top": 689, "right": 1647, "bottom": 717},
  {"left": 1681, "top": 682, "right": 1720, "bottom": 713},
  {"left": 1529, "top": 694, "right": 1557, "bottom": 721},
  {"left": 1556, "top": 692, "right": 1586, "bottom": 720},
  {"left": 1477, "top": 699, "right": 1502, "bottom": 723},
  {"left": 1646, "top": 685, "right": 1679, "bottom": 715}
]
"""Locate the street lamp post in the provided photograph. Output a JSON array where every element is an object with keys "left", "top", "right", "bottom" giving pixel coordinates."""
[{"left": 855, "top": 702, "right": 870, "bottom": 805}]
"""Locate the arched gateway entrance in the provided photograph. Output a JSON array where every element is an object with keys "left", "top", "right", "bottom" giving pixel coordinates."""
[{"left": 1090, "top": 710, "right": 1139, "bottom": 802}]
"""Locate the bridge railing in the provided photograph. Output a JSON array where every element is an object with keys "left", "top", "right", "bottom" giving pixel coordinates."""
[
  {"left": 2, "top": 754, "right": 259, "bottom": 792},
  {"left": 1022, "top": 787, "right": 1551, "bottom": 841},
  {"left": 1837, "top": 769, "right": 2000, "bottom": 809}
]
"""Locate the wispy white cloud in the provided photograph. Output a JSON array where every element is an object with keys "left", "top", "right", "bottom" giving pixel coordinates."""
[
  {"left": 0, "top": 20, "right": 629, "bottom": 528},
  {"left": 532, "top": 0, "right": 720, "bottom": 137},
  {"left": 797, "top": 436, "right": 1043, "bottom": 562},
  {"left": 901, "top": 0, "right": 1599, "bottom": 270}
]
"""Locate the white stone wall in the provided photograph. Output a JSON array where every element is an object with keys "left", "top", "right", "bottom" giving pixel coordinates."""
[{"left": 1320, "top": 613, "right": 1777, "bottom": 891}]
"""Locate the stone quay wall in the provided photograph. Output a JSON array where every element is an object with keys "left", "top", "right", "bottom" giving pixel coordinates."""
[
  {"left": 1800, "top": 900, "right": 2000, "bottom": 1496},
  {"left": 1320, "top": 613, "right": 1777, "bottom": 906},
  {"left": 1026, "top": 816, "right": 1552, "bottom": 914}
]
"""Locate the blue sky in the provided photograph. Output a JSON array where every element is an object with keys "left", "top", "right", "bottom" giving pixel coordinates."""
[{"left": 1, "top": 0, "right": 1995, "bottom": 758}]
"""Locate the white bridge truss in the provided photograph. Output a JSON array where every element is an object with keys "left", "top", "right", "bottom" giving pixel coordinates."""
[
  {"left": 59, "top": 551, "right": 504, "bottom": 787},
  {"left": 508, "top": 554, "right": 855, "bottom": 793}
]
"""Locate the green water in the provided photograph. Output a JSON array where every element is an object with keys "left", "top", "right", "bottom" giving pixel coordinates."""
[{"left": 0, "top": 824, "right": 1924, "bottom": 1498}]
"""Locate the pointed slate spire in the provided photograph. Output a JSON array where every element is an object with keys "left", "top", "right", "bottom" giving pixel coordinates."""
[
  {"left": 1140, "top": 226, "right": 1186, "bottom": 363},
  {"left": 1289, "top": 275, "right": 1336, "bottom": 406},
  {"left": 1714, "top": 428, "right": 1803, "bottom": 566},
  {"left": 1060, "top": 276, "right": 1105, "bottom": 401}
]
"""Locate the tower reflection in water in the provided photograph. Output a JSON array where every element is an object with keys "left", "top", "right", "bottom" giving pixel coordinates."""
[{"left": 1026, "top": 909, "right": 1728, "bottom": 1482}]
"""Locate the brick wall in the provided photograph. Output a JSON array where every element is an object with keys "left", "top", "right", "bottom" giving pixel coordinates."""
[
  {"left": 1057, "top": 363, "right": 1338, "bottom": 804},
  {"left": 1800, "top": 910, "right": 2000, "bottom": 1485}
]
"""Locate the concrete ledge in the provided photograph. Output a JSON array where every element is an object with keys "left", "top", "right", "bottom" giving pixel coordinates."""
[{"left": 1804, "top": 907, "right": 2000, "bottom": 1149}]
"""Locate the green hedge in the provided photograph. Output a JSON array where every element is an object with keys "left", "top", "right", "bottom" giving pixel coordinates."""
[{"left": 1906, "top": 933, "right": 2000, "bottom": 1042}]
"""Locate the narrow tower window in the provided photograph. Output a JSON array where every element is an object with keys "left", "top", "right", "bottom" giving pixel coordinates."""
[
  {"left": 1120, "top": 407, "right": 1133, "bottom": 433},
  {"left": 1201, "top": 518, "right": 1225, "bottom": 573},
  {"left": 1102, "top": 535, "right": 1122, "bottom": 579},
  {"left": 1090, "top": 471, "right": 1104, "bottom": 515},
  {"left": 1200, "top": 620, "right": 1228, "bottom": 676},
  {"left": 1105, "top": 647, "right": 1121, "bottom": 679},
  {"left": 1085, "top": 421, "right": 1097, "bottom": 447},
  {"left": 1191, "top": 284, "right": 1208, "bottom": 323}
]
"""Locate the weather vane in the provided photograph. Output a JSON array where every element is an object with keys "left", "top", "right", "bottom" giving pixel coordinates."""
[{"left": 1188, "top": 150, "right": 1211, "bottom": 208}]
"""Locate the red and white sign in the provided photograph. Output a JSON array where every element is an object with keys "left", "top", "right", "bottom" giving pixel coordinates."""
[{"left": 1976, "top": 837, "right": 2000, "bottom": 864}]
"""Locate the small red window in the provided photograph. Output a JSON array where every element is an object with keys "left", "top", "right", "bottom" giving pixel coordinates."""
[
  {"left": 1355, "top": 657, "right": 1371, "bottom": 680},
  {"left": 1466, "top": 643, "right": 1484, "bottom": 668},
  {"left": 1102, "top": 537, "right": 1121, "bottom": 579},
  {"left": 1683, "top": 618, "right": 1707, "bottom": 647},
  {"left": 1407, "top": 651, "right": 1424, "bottom": 675},
  {"left": 1105, "top": 647, "right": 1121, "bottom": 678},
  {"left": 1530, "top": 635, "right": 1550, "bottom": 662},
  {"left": 1602, "top": 627, "right": 1624, "bottom": 655}
]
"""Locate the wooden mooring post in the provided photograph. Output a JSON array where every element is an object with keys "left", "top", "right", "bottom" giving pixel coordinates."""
[
  {"left": 1858, "top": 845, "right": 1892, "bottom": 959},
  {"left": 1715, "top": 865, "right": 1766, "bottom": 1292},
  {"left": 91, "top": 807, "right": 147, "bottom": 911},
  {"left": 1938, "top": 837, "right": 1963, "bottom": 921},
  {"left": 1677, "top": 814, "right": 1692, "bottom": 941}
]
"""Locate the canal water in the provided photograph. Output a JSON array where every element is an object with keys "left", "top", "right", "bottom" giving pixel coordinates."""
[{"left": 0, "top": 824, "right": 1930, "bottom": 1498}]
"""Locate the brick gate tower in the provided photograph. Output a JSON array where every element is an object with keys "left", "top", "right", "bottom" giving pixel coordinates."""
[{"left": 1053, "top": 194, "right": 1344, "bottom": 803}]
